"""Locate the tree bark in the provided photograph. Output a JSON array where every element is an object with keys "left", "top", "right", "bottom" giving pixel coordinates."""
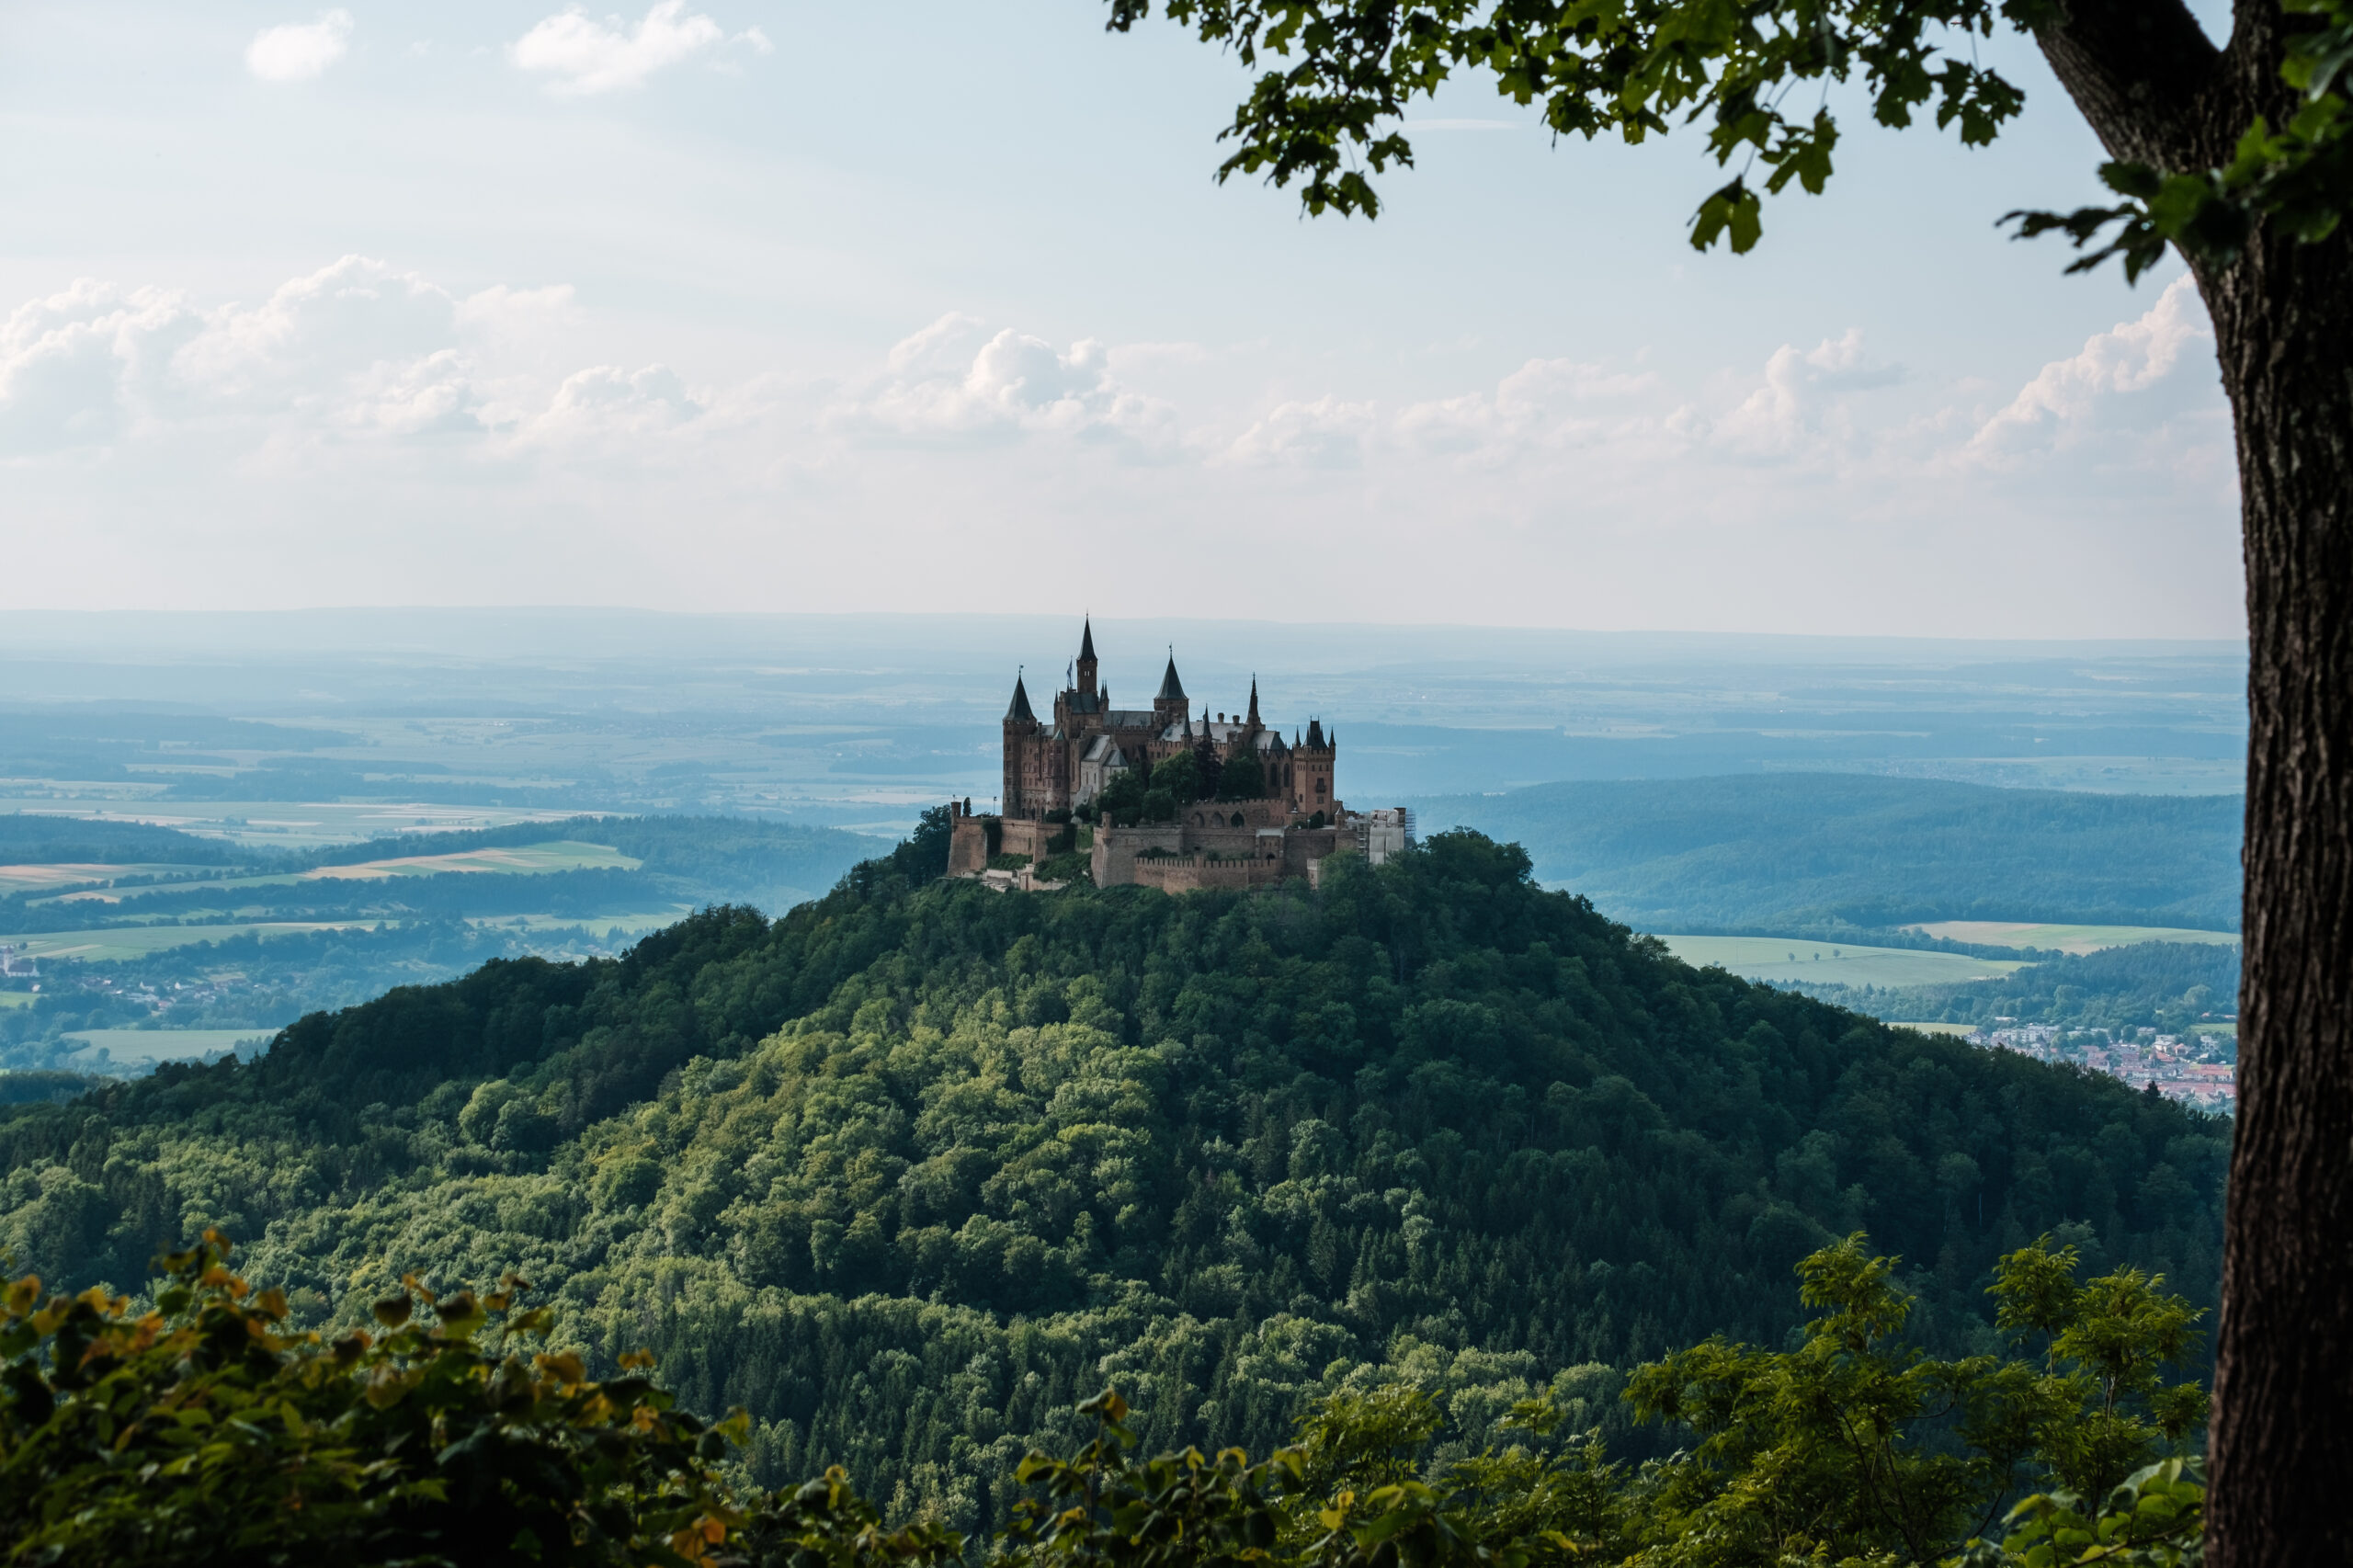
[
  {"left": 2036, "top": 4, "right": 2353, "bottom": 1560},
  {"left": 2202, "top": 212, "right": 2353, "bottom": 1568}
]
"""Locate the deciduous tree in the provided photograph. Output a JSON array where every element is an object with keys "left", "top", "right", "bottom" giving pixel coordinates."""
[{"left": 1098, "top": 4, "right": 2353, "bottom": 1556}]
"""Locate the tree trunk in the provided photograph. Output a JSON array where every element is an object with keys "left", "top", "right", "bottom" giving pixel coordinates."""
[
  {"left": 2037, "top": 4, "right": 2353, "bottom": 1558},
  {"left": 2201, "top": 213, "right": 2353, "bottom": 1567}
]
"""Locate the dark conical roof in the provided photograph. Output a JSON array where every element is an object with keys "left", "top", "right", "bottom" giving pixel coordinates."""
[
  {"left": 1078, "top": 617, "right": 1097, "bottom": 662},
  {"left": 1157, "top": 653, "right": 1186, "bottom": 701},
  {"left": 1246, "top": 676, "right": 1260, "bottom": 725},
  {"left": 1006, "top": 674, "right": 1035, "bottom": 722},
  {"left": 1305, "top": 718, "right": 1324, "bottom": 748}
]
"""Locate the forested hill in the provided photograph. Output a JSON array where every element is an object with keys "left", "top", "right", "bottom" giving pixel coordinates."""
[{"left": 0, "top": 835, "right": 2225, "bottom": 1534}]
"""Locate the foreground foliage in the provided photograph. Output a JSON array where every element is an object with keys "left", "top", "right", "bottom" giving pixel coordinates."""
[
  {"left": 0, "top": 1233, "right": 744, "bottom": 1567},
  {"left": 0, "top": 1233, "right": 2204, "bottom": 1567}
]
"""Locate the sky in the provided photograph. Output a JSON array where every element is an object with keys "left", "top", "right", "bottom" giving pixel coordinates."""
[{"left": 0, "top": 0, "right": 2245, "bottom": 637}]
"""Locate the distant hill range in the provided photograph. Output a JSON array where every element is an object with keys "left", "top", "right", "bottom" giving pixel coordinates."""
[
  {"left": 0, "top": 813, "right": 884, "bottom": 932},
  {"left": 1412, "top": 774, "right": 2242, "bottom": 933}
]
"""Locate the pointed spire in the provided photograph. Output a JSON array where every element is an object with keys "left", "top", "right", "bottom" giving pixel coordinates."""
[
  {"left": 1157, "top": 649, "right": 1186, "bottom": 701},
  {"left": 1079, "top": 616, "right": 1097, "bottom": 662},
  {"left": 1006, "top": 670, "right": 1035, "bottom": 722},
  {"left": 1246, "top": 676, "right": 1260, "bottom": 727},
  {"left": 1305, "top": 718, "right": 1324, "bottom": 749}
]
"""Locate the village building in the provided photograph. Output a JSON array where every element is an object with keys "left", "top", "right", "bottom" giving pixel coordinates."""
[{"left": 946, "top": 619, "right": 1409, "bottom": 892}]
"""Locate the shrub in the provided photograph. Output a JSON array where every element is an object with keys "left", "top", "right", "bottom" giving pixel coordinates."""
[{"left": 0, "top": 1234, "right": 745, "bottom": 1567}]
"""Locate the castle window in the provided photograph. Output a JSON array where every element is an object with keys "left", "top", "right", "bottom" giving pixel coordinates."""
[
  {"left": 1230, "top": 812, "right": 1245, "bottom": 828},
  {"left": 1316, "top": 778, "right": 1326, "bottom": 799}
]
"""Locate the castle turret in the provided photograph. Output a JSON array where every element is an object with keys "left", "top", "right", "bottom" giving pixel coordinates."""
[
  {"left": 1293, "top": 717, "right": 1336, "bottom": 815},
  {"left": 1004, "top": 671, "right": 1040, "bottom": 817},
  {"left": 1076, "top": 618, "right": 1098, "bottom": 699},
  {"left": 1245, "top": 676, "right": 1261, "bottom": 733},
  {"left": 1153, "top": 650, "right": 1188, "bottom": 729}
]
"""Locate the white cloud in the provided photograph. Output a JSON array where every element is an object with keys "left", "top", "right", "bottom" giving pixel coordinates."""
[
  {"left": 522, "top": 363, "right": 702, "bottom": 442},
  {"left": 0, "top": 258, "right": 607, "bottom": 453},
  {"left": 0, "top": 281, "right": 191, "bottom": 452},
  {"left": 1710, "top": 329, "right": 1904, "bottom": 456},
  {"left": 510, "top": 1, "right": 767, "bottom": 96},
  {"left": 0, "top": 266, "right": 2241, "bottom": 635},
  {"left": 1225, "top": 396, "right": 1375, "bottom": 468},
  {"left": 346, "top": 349, "right": 483, "bottom": 436},
  {"left": 245, "top": 11, "right": 354, "bottom": 83},
  {"left": 829, "top": 313, "right": 1174, "bottom": 445},
  {"left": 1395, "top": 358, "right": 1671, "bottom": 460},
  {"left": 1970, "top": 275, "right": 2211, "bottom": 458}
]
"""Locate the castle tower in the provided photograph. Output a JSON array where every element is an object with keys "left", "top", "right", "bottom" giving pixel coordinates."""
[
  {"left": 1292, "top": 718, "right": 1336, "bottom": 814},
  {"left": 1003, "top": 671, "right": 1039, "bottom": 817},
  {"left": 1153, "top": 651, "right": 1188, "bottom": 730},
  {"left": 1076, "top": 618, "right": 1098, "bottom": 699},
  {"left": 1245, "top": 676, "right": 1262, "bottom": 736}
]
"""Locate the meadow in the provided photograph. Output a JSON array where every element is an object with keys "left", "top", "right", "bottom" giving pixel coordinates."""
[
  {"left": 25, "top": 840, "right": 643, "bottom": 913},
  {"left": 11, "top": 922, "right": 381, "bottom": 962},
  {"left": 0, "top": 798, "right": 589, "bottom": 851},
  {"left": 1910, "top": 920, "right": 2242, "bottom": 953},
  {"left": 0, "top": 861, "right": 195, "bottom": 895},
  {"left": 1654, "top": 935, "right": 2027, "bottom": 988},
  {"left": 59, "top": 1028, "right": 273, "bottom": 1067}
]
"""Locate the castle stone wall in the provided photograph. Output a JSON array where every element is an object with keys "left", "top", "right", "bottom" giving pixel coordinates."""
[
  {"left": 948, "top": 812, "right": 995, "bottom": 878},
  {"left": 999, "top": 818, "right": 1064, "bottom": 862},
  {"left": 1131, "top": 854, "right": 1289, "bottom": 893}
]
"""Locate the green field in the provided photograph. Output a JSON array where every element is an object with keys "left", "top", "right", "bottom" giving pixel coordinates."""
[
  {"left": 0, "top": 993, "right": 33, "bottom": 1010},
  {"left": 1657, "top": 936, "right": 2027, "bottom": 988},
  {"left": 0, "top": 861, "right": 198, "bottom": 896},
  {"left": 0, "top": 800, "right": 596, "bottom": 850},
  {"left": 469, "top": 908, "right": 691, "bottom": 936},
  {"left": 11, "top": 922, "right": 382, "bottom": 963},
  {"left": 305, "top": 840, "right": 636, "bottom": 880},
  {"left": 31, "top": 839, "right": 641, "bottom": 910},
  {"left": 62, "top": 1028, "right": 276, "bottom": 1067},
  {"left": 1891, "top": 1021, "right": 1979, "bottom": 1037},
  {"left": 1910, "top": 920, "right": 2241, "bottom": 954}
]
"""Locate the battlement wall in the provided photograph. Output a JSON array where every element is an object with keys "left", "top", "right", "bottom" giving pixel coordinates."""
[
  {"left": 1130, "top": 854, "right": 1290, "bottom": 894},
  {"left": 1091, "top": 818, "right": 1354, "bottom": 892}
]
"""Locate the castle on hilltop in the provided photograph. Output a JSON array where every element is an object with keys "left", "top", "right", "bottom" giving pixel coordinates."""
[{"left": 947, "top": 619, "right": 1410, "bottom": 892}]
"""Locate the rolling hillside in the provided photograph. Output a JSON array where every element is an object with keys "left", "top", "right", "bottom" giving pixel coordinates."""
[{"left": 0, "top": 832, "right": 2226, "bottom": 1530}]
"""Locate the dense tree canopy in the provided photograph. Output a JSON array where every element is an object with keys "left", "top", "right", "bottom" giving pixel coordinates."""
[{"left": 0, "top": 1228, "right": 2208, "bottom": 1567}]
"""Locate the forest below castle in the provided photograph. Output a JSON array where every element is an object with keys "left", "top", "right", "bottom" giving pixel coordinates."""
[{"left": 0, "top": 828, "right": 2226, "bottom": 1544}]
